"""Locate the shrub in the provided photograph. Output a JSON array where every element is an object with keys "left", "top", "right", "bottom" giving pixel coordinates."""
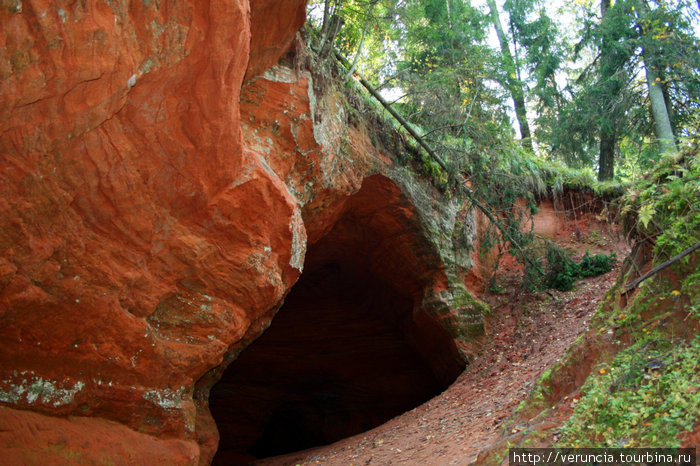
[
  {"left": 544, "top": 246, "right": 616, "bottom": 291},
  {"left": 580, "top": 250, "right": 617, "bottom": 277}
]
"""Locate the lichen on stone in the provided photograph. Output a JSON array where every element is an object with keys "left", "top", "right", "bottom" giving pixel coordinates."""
[
  {"left": 0, "top": 372, "right": 84, "bottom": 408},
  {"left": 142, "top": 386, "right": 187, "bottom": 410}
]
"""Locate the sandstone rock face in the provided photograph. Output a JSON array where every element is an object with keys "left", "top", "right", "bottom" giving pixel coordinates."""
[
  {"left": 245, "top": 0, "right": 307, "bottom": 82},
  {"left": 1, "top": 0, "right": 305, "bottom": 462},
  {"left": 0, "top": 1, "right": 486, "bottom": 463},
  {"left": 237, "top": 63, "right": 487, "bottom": 361},
  {"left": 0, "top": 405, "right": 199, "bottom": 465}
]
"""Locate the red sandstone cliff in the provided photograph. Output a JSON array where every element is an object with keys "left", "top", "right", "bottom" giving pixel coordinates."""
[
  {"left": 1, "top": 1, "right": 306, "bottom": 462},
  {"left": 0, "top": 1, "right": 486, "bottom": 463}
]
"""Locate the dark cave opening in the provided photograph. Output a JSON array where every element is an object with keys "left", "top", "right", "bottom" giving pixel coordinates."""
[
  {"left": 209, "top": 176, "right": 466, "bottom": 464},
  {"left": 210, "top": 260, "right": 456, "bottom": 463}
]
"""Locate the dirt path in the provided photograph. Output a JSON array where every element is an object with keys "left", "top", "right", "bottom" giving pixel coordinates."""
[{"left": 260, "top": 239, "right": 628, "bottom": 466}]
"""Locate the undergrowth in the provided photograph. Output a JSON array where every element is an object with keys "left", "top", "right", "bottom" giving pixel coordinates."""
[
  {"left": 555, "top": 145, "right": 700, "bottom": 448},
  {"left": 514, "top": 240, "right": 616, "bottom": 292},
  {"left": 557, "top": 335, "right": 700, "bottom": 447},
  {"left": 502, "top": 144, "right": 699, "bottom": 459},
  {"left": 544, "top": 248, "right": 617, "bottom": 291},
  {"left": 621, "top": 148, "right": 700, "bottom": 259}
]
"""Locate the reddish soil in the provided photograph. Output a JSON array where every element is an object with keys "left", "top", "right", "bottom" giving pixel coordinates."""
[{"left": 259, "top": 226, "right": 629, "bottom": 466}]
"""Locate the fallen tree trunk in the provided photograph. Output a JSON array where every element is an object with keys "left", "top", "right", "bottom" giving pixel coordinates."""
[
  {"left": 334, "top": 50, "right": 449, "bottom": 172},
  {"left": 622, "top": 241, "right": 700, "bottom": 294},
  {"left": 334, "top": 50, "right": 540, "bottom": 270}
]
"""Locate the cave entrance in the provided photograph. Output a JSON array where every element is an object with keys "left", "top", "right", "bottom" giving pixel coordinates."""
[{"left": 209, "top": 175, "right": 465, "bottom": 464}]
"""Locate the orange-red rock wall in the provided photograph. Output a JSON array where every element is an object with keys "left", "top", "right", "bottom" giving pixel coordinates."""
[
  {"left": 1, "top": 0, "right": 305, "bottom": 463},
  {"left": 0, "top": 405, "right": 199, "bottom": 465},
  {"left": 469, "top": 196, "right": 612, "bottom": 288}
]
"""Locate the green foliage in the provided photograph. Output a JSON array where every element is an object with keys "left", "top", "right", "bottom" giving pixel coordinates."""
[
  {"left": 635, "top": 0, "right": 700, "bottom": 136},
  {"left": 307, "top": 0, "right": 394, "bottom": 63},
  {"left": 420, "top": 153, "right": 448, "bottom": 187},
  {"left": 394, "top": 0, "right": 512, "bottom": 154},
  {"left": 621, "top": 147, "right": 700, "bottom": 259},
  {"left": 580, "top": 250, "right": 617, "bottom": 277},
  {"left": 617, "top": 135, "right": 663, "bottom": 182},
  {"left": 543, "top": 245, "right": 616, "bottom": 291},
  {"left": 541, "top": 0, "right": 700, "bottom": 179},
  {"left": 503, "top": 0, "right": 565, "bottom": 111},
  {"left": 558, "top": 335, "right": 700, "bottom": 447},
  {"left": 543, "top": 244, "right": 581, "bottom": 291}
]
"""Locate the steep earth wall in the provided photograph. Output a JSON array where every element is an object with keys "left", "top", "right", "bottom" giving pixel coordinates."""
[{"left": 0, "top": 1, "right": 487, "bottom": 463}]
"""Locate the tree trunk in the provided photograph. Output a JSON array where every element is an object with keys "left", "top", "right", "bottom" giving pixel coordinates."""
[
  {"left": 512, "top": 90, "right": 531, "bottom": 142},
  {"left": 319, "top": 0, "right": 344, "bottom": 59},
  {"left": 485, "top": 0, "right": 534, "bottom": 151},
  {"left": 636, "top": 0, "right": 678, "bottom": 155},
  {"left": 345, "top": 24, "right": 367, "bottom": 79},
  {"left": 320, "top": 12, "right": 344, "bottom": 59},
  {"left": 598, "top": 126, "right": 616, "bottom": 181},
  {"left": 345, "top": 0, "right": 377, "bottom": 79},
  {"left": 644, "top": 64, "right": 678, "bottom": 154},
  {"left": 597, "top": 0, "right": 616, "bottom": 180},
  {"left": 334, "top": 51, "right": 448, "bottom": 171},
  {"left": 446, "top": 0, "right": 453, "bottom": 29},
  {"left": 320, "top": 0, "right": 333, "bottom": 41},
  {"left": 659, "top": 78, "right": 674, "bottom": 134}
]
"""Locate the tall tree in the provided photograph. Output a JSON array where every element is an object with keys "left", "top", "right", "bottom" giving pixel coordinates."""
[
  {"left": 394, "top": 0, "right": 509, "bottom": 144},
  {"left": 597, "top": 0, "right": 618, "bottom": 180},
  {"left": 636, "top": 0, "right": 678, "bottom": 154},
  {"left": 504, "top": 0, "right": 563, "bottom": 108},
  {"left": 486, "top": 0, "right": 534, "bottom": 151},
  {"left": 551, "top": 0, "right": 699, "bottom": 178}
]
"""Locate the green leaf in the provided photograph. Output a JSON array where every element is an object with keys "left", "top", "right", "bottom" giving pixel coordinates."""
[{"left": 638, "top": 202, "right": 655, "bottom": 229}]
